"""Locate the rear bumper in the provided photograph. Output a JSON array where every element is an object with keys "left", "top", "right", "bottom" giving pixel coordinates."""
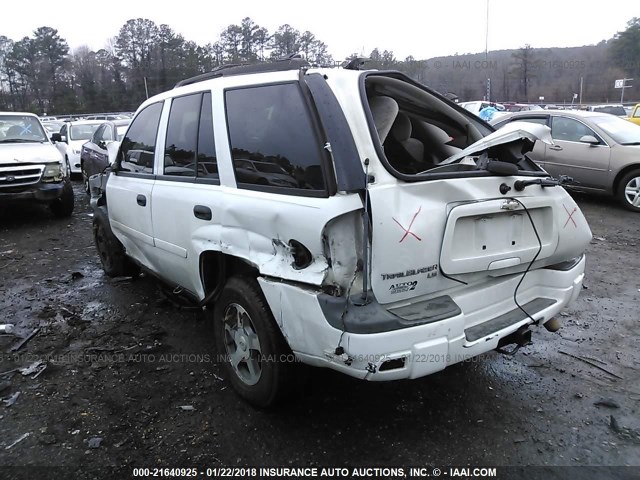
[
  {"left": 258, "top": 255, "right": 585, "bottom": 381},
  {"left": 0, "top": 182, "right": 65, "bottom": 202}
]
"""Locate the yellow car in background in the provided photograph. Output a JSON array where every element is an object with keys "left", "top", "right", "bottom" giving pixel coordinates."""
[{"left": 628, "top": 104, "right": 640, "bottom": 126}]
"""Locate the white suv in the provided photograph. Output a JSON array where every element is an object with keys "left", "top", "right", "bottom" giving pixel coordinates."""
[{"left": 90, "top": 59, "right": 592, "bottom": 406}]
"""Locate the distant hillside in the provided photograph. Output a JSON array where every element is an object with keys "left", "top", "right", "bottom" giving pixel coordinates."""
[{"left": 398, "top": 43, "right": 635, "bottom": 104}]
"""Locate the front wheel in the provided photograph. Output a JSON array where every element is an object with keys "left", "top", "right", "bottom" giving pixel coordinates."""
[
  {"left": 93, "top": 207, "right": 139, "bottom": 277},
  {"left": 213, "top": 276, "right": 294, "bottom": 407},
  {"left": 50, "top": 179, "right": 74, "bottom": 217},
  {"left": 617, "top": 169, "right": 640, "bottom": 212}
]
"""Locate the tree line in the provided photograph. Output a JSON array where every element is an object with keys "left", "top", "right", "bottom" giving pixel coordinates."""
[{"left": 0, "top": 16, "right": 638, "bottom": 115}]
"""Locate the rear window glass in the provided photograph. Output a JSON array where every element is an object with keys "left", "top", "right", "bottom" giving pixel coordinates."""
[{"left": 363, "top": 73, "right": 543, "bottom": 180}]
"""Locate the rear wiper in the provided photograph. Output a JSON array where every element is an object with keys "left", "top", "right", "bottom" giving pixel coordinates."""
[{"left": 514, "top": 175, "right": 574, "bottom": 191}]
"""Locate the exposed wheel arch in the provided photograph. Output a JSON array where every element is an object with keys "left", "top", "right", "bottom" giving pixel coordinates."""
[{"left": 199, "top": 251, "right": 260, "bottom": 305}]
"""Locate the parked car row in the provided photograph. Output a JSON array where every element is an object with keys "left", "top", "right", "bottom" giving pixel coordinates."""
[{"left": 37, "top": 118, "right": 133, "bottom": 180}]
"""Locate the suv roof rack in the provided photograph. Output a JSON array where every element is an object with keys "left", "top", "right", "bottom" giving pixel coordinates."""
[{"left": 175, "top": 56, "right": 310, "bottom": 88}]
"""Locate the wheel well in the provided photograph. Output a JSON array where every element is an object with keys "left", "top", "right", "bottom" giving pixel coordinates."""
[
  {"left": 614, "top": 165, "right": 640, "bottom": 194},
  {"left": 200, "top": 251, "right": 260, "bottom": 298}
]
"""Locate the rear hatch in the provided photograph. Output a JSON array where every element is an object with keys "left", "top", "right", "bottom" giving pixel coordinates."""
[
  {"left": 359, "top": 74, "right": 592, "bottom": 305},
  {"left": 368, "top": 174, "right": 590, "bottom": 305}
]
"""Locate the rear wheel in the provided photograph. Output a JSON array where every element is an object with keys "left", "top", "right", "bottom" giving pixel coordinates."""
[
  {"left": 93, "top": 207, "right": 139, "bottom": 277},
  {"left": 50, "top": 179, "right": 74, "bottom": 218},
  {"left": 617, "top": 169, "right": 640, "bottom": 212},
  {"left": 213, "top": 276, "right": 293, "bottom": 407}
]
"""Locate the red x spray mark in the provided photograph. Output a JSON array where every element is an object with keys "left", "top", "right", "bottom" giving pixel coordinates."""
[
  {"left": 563, "top": 204, "right": 578, "bottom": 228},
  {"left": 393, "top": 206, "right": 422, "bottom": 242}
]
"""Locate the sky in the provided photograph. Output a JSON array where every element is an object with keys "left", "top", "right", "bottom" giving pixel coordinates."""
[{"left": 1, "top": 0, "right": 637, "bottom": 60}]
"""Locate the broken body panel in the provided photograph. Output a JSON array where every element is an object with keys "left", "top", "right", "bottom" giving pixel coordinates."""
[{"left": 102, "top": 67, "right": 591, "bottom": 381}]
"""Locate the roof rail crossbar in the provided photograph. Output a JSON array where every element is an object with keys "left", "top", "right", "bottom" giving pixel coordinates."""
[{"left": 174, "top": 57, "right": 310, "bottom": 88}]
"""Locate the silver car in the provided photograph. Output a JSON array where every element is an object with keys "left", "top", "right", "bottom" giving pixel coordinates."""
[{"left": 492, "top": 111, "right": 640, "bottom": 212}]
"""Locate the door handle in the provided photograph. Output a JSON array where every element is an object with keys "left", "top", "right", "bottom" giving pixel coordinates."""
[
  {"left": 136, "top": 194, "right": 147, "bottom": 206},
  {"left": 193, "top": 205, "right": 212, "bottom": 221},
  {"left": 549, "top": 145, "right": 563, "bottom": 151}
]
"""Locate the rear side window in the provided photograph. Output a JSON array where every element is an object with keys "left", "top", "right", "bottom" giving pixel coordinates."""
[
  {"left": 225, "top": 83, "right": 326, "bottom": 192},
  {"left": 163, "top": 92, "right": 218, "bottom": 181},
  {"left": 197, "top": 92, "right": 218, "bottom": 179},
  {"left": 164, "top": 94, "right": 200, "bottom": 177},
  {"left": 119, "top": 102, "right": 163, "bottom": 174},
  {"left": 509, "top": 117, "right": 549, "bottom": 127}
]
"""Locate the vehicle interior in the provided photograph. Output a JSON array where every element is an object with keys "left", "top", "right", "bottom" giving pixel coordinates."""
[{"left": 364, "top": 74, "right": 491, "bottom": 175}]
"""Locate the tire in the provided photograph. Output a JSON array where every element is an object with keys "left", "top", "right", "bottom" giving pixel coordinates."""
[
  {"left": 616, "top": 169, "right": 640, "bottom": 212},
  {"left": 213, "top": 276, "right": 293, "bottom": 407},
  {"left": 93, "top": 207, "right": 139, "bottom": 277},
  {"left": 50, "top": 179, "right": 74, "bottom": 218}
]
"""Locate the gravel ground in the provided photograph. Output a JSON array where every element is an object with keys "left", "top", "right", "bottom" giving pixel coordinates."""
[{"left": 0, "top": 183, "right": 638, "bottom": 479}]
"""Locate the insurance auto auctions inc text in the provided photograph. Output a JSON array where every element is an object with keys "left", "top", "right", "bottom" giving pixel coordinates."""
[{"left": 254, "top": 466, "right": 497, "bottom": 478}]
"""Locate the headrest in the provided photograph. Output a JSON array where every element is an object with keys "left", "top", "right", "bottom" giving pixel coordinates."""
[
  {"left": 422, "top": 122, "right": 453, "bottom": 144},
  {"left": 391, "top": 113, "right": 412, "bottom": 142},
  {"left": 369, "top": 96, "right": 399, "bottom": 144},
  {"left": 7, "top": 125, "right": 23, "bottom": 136}
]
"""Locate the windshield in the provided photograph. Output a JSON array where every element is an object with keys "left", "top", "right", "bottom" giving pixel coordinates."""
[
  {"left": 0, "top": 115, "right": 48, "bottom": 143},
  {"left": 592, "top": 106, "right": 627, "bottom": 116},
  {"left": 595, "top": 115, "right": 640, "bottom": 144},
  {"left": 116, "top": 125, "right": 130, "bottom": 141},
  {"left": 69, "top": 124, "right": 101, "bottom": 141},
  {"left": 43, "top": 122, "right": 65, "bottom": 133}
]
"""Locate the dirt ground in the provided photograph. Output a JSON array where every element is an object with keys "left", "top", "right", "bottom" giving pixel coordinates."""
[{"left": 0, "top": 182, "right": 638, "bottom": 478}]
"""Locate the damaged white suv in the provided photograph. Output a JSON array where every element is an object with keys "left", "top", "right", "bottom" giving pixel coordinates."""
[{"left": 91, "top": 58, "right": 592, "bottom": 406}]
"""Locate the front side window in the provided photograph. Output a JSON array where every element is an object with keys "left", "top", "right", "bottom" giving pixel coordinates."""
[
  {"left": 225, "top": 83, "right": 326, "bottom": 192},
  {"left": 118, "top": 102, "right": 163, "bottom": 174},
  {"left": 551, "top": 117, "right": 598, "bottom": 143},
  {"left": 514, "top": 117, "right": 549, "bottom": 126}
]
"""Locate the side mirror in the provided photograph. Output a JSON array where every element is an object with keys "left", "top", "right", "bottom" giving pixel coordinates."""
[
  {"left": 579, "top": 135, "right": 599, "bottom": 145},
  {"left": 106, "top": 141, "right": 121, "bottom": 166},
  {"left": 51, "top": 133, "right": 62, "bottom": 142}
]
